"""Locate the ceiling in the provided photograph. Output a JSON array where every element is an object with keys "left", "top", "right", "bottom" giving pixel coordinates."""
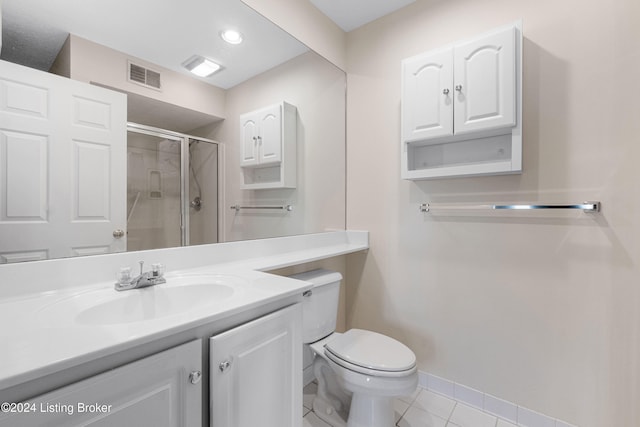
[
  {"left": 310, "top": 0, "right": 415, "bottom": 32},
  {"left": 0, "top": 0, "right": 415, "bottom": 91},
  {"left": 0, "top": 0, "right": 308, "bottom": 89}
]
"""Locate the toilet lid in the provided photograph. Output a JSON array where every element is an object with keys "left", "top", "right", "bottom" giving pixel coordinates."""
[{"left": 324, "top": 329, "right": 416, "bottom": 372}]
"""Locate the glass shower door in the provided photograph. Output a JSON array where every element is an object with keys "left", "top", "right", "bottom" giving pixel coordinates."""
[
  {"left": 126, "top": 129, "right": 183, "bottom": 251},
  {"left": 188, "top": 138, "right": 219, "bottom": 246}
]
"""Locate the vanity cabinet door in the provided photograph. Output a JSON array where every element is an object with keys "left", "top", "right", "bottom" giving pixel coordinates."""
[
  {"left": 210, "top": 303, "right": 302, "bottom": 427},
  {"left": 453, "top": 25, "right": 517, "bottom": 135},
  {"left": 0, "top": 340, "right": 202, "bottom": 427}
]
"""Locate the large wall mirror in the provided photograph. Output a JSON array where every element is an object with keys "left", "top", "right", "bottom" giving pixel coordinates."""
[{"left": 0, "top": 0, "right": 346, "bottom": 263}]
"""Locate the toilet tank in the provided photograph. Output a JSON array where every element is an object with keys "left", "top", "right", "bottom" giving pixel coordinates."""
[{"left": 289, "top": 269, "right": 342, "bottom": 344}]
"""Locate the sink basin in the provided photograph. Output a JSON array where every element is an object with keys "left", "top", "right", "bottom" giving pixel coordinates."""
[{"left": 37, "top": 274, "right": 244, "bottom": 325}]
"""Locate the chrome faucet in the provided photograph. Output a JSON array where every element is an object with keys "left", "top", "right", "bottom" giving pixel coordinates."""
[{"left": 115, "top": 261, "right": 166, "bottom": 291}]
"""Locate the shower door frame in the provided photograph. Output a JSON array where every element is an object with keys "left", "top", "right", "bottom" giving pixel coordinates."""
[{"left": 126, "top": 122, "right": 222, "bottom": 248}]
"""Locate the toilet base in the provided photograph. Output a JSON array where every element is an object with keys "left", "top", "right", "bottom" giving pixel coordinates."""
[
  {"left": 347, "top": 394, "right": 394, "bottom": 427},
  {"left": 314, "top": 391, "right": 395, "bottom": 427},
  {"left": 312, "top": 352, "right": 415, "bottom": 427},
  {"left": 313, "top": 357, "right": 350, "bottom": 427}
]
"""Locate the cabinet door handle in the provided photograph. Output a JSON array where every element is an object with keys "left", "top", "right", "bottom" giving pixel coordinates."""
[
  {"left": 455, "top": 85, "right": 463, "bottom": 92},
  {"left": 442, "top": 88, "right": 450, "bottom": 95},
  {"left": 257, "top": 136, "right": 262, "bottom": 145},
  {"left": 189, "top": 370, "right": 202, "bottom": 384},
  {"left": 219, "top": 360, "right": 232, "bottom": 372}
]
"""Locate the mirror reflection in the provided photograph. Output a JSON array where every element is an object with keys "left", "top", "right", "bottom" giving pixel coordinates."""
[{"left": 0, "top": 0, "right": 346, "bottom": 263}]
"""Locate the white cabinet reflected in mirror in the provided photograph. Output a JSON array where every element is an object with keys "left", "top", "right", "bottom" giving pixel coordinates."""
[{"left": 0, "top": 0, "right": 346, "bottom": 263}]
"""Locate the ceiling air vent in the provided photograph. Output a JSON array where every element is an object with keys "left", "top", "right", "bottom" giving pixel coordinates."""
[{"left": 128, "top": 61, "right": 162, "bottom": 91}]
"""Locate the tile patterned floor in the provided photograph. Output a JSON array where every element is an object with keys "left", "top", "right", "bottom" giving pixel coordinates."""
[{"left": 302, "top": 382, "right": 518, "bottom": 427}]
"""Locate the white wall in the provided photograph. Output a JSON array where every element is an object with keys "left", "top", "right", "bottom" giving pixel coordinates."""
[{"left": 345, "top": 0, "right": 640, "bottom": 426}]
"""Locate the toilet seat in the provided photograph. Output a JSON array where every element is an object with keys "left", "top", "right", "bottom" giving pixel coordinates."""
[{"left": 324, "top": 329, "right": 416, "bottom": 378}]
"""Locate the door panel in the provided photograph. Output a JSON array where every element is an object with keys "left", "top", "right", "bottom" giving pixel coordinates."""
[
  {"left": 258, "top": 104, "right": 282, "bottom": 165},
  {"left": 210, "top": 304, "right": 302, "bottom": 427},
  {"left": 240, "top": 116, "right": 258, "bottom": 166},
  {"left": 74, "top": 141, "right": 110, "bottom": 219},
  {"left": 402, "top": 48, "right": 454, "bottom": 142},
  {"left": 453, "top": 26, "right": 516, "bottom": 134},
  {"left": 2, "top": 131, "right": 48, "bottom": 220},
  {"left": 0, "top": 340, "right": 202, "bottom": 427}
]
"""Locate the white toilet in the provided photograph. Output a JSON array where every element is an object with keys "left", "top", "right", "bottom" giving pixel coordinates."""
[{"left": 291, "top": 269, "right": 418, "bottom": 427}]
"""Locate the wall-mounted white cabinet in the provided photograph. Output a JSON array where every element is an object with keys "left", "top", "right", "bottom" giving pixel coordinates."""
[
  {"left": 210, "top": 304, "right": 302, "bottom": 427},
  {"left": 401, "top": 22, "right": 522, "bottom": 180},
  {"left": 240, "top": 101, "right": 297, "bottom": 189},
  {"left": 0, "top": 340, "right": 202, "bottom": 426}
]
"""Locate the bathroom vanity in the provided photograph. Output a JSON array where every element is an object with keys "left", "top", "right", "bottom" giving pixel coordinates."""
[{"left": 0, "top": 231, "right": 368, "bottom": 427}]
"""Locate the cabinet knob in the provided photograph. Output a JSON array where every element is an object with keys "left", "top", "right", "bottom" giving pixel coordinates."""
[
  {"left": 189, "top": 370, "right": 202, "bottom": 384},
  {"left": 113, "top": 229, "right": 125, "bottom": 239},
  {"left": 442, "top": 88, "right": 450, "bottom": 95},
  {"left": 219, "top": 360, "right": 232, "bottom": 372},
  {"left": 455, "top": 85, "right": 463, "bottom": 92}
]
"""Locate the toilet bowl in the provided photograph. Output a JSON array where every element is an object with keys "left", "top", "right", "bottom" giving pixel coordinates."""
[
  {"left": 311, "top": 329, "right": 418, "bottom": 427},
  {"left": 290, "top": 269, "right": 418, "bottom": 427}
]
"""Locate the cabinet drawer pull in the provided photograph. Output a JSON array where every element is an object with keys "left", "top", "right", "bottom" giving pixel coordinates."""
[
  {"left": 442, "top": 88, "right": 449, "bottom": 95},
  {"left": 219, "top": 360, "right": 232, "bottom": 372},
  {"left": 189, "top": 370, "right": 202, "bottom": 384},
  {"left": 455, "top": 85, "right": 463, "bottom": 92}
]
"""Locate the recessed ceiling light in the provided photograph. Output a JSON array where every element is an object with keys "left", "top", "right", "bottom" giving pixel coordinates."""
[
  {"left": 220, "top": 29, "right": 243, "bottom": 45},
  {"left": 182, "top": 55, "right": 222, "bottom": 77}
]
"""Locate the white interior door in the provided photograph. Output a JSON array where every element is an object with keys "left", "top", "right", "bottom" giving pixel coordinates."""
[{"left": 0, "top": 60, "right": 127, "bottom": 262}]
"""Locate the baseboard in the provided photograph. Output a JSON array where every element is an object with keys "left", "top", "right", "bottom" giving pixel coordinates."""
[{"left": 417, "top": 371, "right": 577, "bottom": 427}]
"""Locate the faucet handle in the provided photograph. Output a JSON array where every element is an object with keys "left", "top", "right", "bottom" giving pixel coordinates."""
[
  {"left": 151, "top": 263, "right": 165, "bottom": 278},
  {"left": 116, "top": 267, "right": 132, "bottom": 284}
]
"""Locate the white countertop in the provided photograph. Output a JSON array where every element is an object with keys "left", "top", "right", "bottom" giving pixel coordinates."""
[{"left": 0, "top": 231, "right": 368, "bottom": 391}]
